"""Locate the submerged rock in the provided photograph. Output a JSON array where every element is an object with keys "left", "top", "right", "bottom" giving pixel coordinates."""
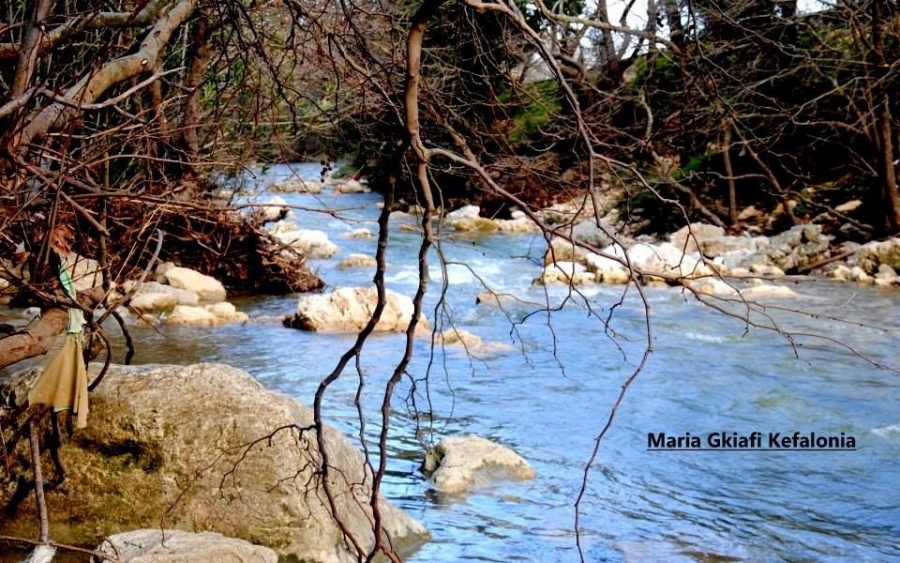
[
  {"left": 164, "top": 303, "right": 248, "bottom": 326},
  {"left": 338, "top": 253, "right": 378, "bottom": 269},
  {"left": 423, "top": 435, "right": 535, "bottom": 494},
  {"left": 1, "top": 364, "right": 428, "bottom": 562},
  {"left": 97, "top": 529, "right": 277, "bottom": 563},
  {"left": 438, "top": 328, "right": 515, "bottom": 357}
]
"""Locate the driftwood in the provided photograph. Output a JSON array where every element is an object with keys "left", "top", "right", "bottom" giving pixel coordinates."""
[{"left": 0, "top": 310, "right": 68, "bottom": 371}]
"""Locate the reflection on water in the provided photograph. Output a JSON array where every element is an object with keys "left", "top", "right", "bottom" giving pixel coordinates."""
[{"left": 3, "top": 164, "right": 899, "bottom": 562}]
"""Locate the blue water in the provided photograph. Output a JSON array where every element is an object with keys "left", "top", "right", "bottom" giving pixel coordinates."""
[{"left": 12, "top": 162, "right": 900, "bottom": 562}]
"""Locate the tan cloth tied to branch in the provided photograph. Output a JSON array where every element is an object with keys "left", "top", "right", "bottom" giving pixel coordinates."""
[
  {"left": 28, "top": 334, "right": 89, "bottom": 428},
  {"left": 28, "top": 257, "right": 90, "bottom": 428}
]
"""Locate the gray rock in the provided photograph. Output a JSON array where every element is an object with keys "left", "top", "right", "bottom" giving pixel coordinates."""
[
  {"left": 571, "top": 220, "right": 617, "bottom": 249},
  {"left": 0, "top": 364, "right": 428, "bottom": 562},
  {"left": 97, "top": 529, "right": 277, "bottom": 563},
  {"left": 741, "top": 225, "right": 831, "bottom": 272},
  {"left": 856, "top": 238, "right": 900, "bottom": 274}
]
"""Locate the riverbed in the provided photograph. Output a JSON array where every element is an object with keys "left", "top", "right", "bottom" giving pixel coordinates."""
[{"left": 6, "top": 162, "right": 900, "bottom": 562}]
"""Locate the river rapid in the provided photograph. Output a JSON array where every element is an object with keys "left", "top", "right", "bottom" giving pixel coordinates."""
[{"left": 9, "top": 162, "right": 900, "bottom": 562}]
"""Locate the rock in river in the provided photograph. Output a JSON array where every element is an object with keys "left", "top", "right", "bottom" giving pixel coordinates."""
[
  {"left": 423, "top": 435, "right": 535, "bottom": 493},
  {"left": 0, "top": 363, "right": 428, "bottom": 563},
  {"left": 290, "top": 286, "right": 426, "bottom": 332}
]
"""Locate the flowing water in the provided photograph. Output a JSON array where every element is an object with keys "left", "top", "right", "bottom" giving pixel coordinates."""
[{"left": 4, "top": 163, "right": 899, "bottom": 562}]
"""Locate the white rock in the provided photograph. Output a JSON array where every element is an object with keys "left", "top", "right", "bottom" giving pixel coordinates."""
[
  {"left": 425, "top": 435, "right": 535, "bottom": 493},
  {"left": 685, "top": 278, "right": 740, "bottom": 297},
  {"left": 848, "top": 266, "right": 871, "bottom": 283},
  {"left": 740, "top": 284, "right": 798, "bottom": 298},
  {"left": 448, "top": 216, "right": 500, "bottom": 233},
  {"left": 164, "top": 267, "right": 227, "bottom": 302},
  {"left": 61, "top": 252, "right": 103, "bottom": 292},
  {"left": 204, "top": 302, "right": 249, "bottom": 324},
  {"left": 438, "top": 329, "right": 514, "bottom": 356},
  {"left": 827, "top": 264, "right": 852, "bottom": 281},
  {"left": 273, "top": 229, "right": 340, "bottom": 259},
  {"left": 536, "top": 261, "right": 596, "bottom": 285},
  {"left": 669, "top": 223, "right": 725, "bottom": 253},
  {"left": 345, "top": 228, "right": 374, "bottom": 239},
  {"left": 333, "top": 179, "right": 370, "bottom": 193},
  {"left": 444, "top": 205, "right": 481, "bottom": 222},
  {"left": 583, "top": 252, "right": 630, "bottom": 284},
  {"left": 749, "top": 264, "right": 786, "bottom": 278},
  {"left": 154, "top": 261, "right": 176, "bottom": 283},
  {"left": 293, "top": 287, "right": 426, "bottom": 332},
  {"left": 495, "top": 216, "right": 539, "bottom": 233},
  {"left": 834, "top": 199, "right": 862, "bottom": 213},
  {"left": 269, "top": 178, "right": 323, "bottom": 194},
  {"left": 165, "top": 305, "right": 218, "bottom": 326},
  {"left": 126, "top": 280, "right": 200, "bottom": 306},
  {"left": 544, "top": 238, "right": 583, "bottom": 265},
  {"left": 97, "top": 529, "right": 277, "bottom": 563},
  {"left": 338, "top": 254, "right": 378, "bottom": 269},
  {"left": 129, "top": 292, "right": 177, "bottom": 314},
  {"left": 257, "top": 195, "right": 291, "bottom": 222}
]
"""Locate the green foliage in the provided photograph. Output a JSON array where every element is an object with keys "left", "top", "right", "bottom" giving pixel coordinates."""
[
  {"left": 500, "top": 80, "right": 561, "bottom": 145},
  {"left": 630, "top": 52, "right": 678, "bottom": 89}
]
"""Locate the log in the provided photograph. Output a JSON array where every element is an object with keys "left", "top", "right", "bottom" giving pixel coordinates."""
[{"left": 0, "top": 309, "right": 68, "bottom": 371}]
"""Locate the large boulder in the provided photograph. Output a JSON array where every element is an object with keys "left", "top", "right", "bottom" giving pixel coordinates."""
[
  {"left": 422, "top": 435, "right": 535, "bottom": 494},
  {"left": 163, "top": 267, "right": 227, "bottom": 302},
  {"left": 97, "top": 530, "right": 277, "bottom": 563},
  {"left": 291, "top": 286, "right": 426, "bottom": 332},
  {"left": 0, "top": 364, "right": 428, "bottom": 562}
]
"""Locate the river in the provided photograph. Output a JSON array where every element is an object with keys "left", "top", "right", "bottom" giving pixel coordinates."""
[{"left": 6, "top": 162, "right": 900, "bottom": 562}]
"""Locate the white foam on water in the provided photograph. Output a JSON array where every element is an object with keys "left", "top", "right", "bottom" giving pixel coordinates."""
[{"left": 871, "top": 423, "right": 900, "bottom": 438}]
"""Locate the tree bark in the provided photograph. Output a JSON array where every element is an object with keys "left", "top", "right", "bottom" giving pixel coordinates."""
[
  {"left": 722, "top": 118, "right": 737, "bottom": 224},
  {"left": 870, "top": 0, "right": 900, "bottom": 232},
  {"left": 181, "top": 17, "right": 211, "bottom": 160},
  {"left": 0, "top": 309, "right": 68, "bottom": 371},
  {"left": 10, "top": 0, "right": 56, "bottom": 98}
]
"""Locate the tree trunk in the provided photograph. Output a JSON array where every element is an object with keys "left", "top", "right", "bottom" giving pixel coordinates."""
[
  {"left": 182, "top": 17, "right": 211, "bottom": 160},
  {"left": 722, "top": 118, "right": 737, "bottom": 224},
  {"left": 871, "top": 0, "right": 900, "bottom": 232}
]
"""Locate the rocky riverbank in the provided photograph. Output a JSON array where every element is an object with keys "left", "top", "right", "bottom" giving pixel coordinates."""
[{"left": 0, "top": 363, "right": 429, "bottom": 562}]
